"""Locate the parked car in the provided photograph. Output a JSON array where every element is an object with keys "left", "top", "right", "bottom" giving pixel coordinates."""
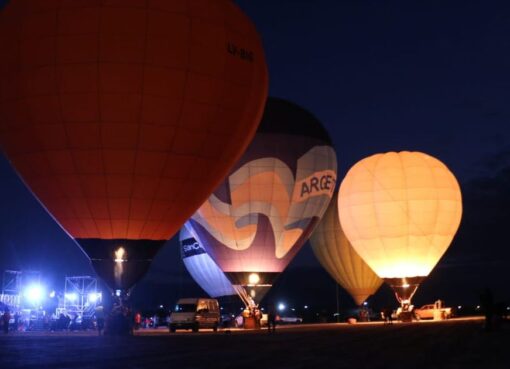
[
  {"left": 169, "top": 298, "right": 220, "bottom": 332},
  {"left": 278, "top": 315, "right": 303, "bottom": 324},
  {"left": 414, "top": 304, "right": 452, "bottom": 320}
]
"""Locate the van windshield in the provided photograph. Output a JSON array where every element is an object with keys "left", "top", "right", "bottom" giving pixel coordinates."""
[{"left": 174, "top": 304, "right": 196, "bottom": 313}]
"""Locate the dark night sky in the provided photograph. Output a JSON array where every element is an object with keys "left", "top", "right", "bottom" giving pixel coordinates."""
[{"left": 0, "top": 0, "right": 509, "bottom": 313}]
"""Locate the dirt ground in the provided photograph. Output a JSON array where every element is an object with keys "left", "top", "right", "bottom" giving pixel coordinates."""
[{"left": 0, "top": 318, "right": 508, "bottom": 369}]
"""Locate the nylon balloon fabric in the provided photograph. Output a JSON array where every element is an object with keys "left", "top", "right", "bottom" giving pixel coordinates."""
[
  {"left": 338, "top": 151, "right": 462, "bottom": 303},
  {"left": 179, "top": 226, "right": 235, "bottom": 298},
  {"left": 310, "top": 192, "right": 382, "bottom": 306},
  {"left": 0, "top": 0, "right": 268, "bottom": 291},
  {"left": 188, "top": 98, "right": 337, "bottom": 304}
]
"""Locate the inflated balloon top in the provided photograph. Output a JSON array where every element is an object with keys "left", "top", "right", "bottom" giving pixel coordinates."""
[
  {"left": 0, "top": 0, "right": 268, "bottom": 292},
  {"left": 338, "top": 151, "right": 462, "bottom": 304},
  {"left": 188, "top": 97, "right": 338, "bottom": 305}
]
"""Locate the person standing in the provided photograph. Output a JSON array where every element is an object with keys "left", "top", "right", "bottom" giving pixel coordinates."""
[
  {"left": 134, "top": 312, "right": 142, "bottom": 330},
  {"left": 383, "top": 307, "right": 393, "bottom": 325},
  {"left": 480, "top": 288, "right": 494, "bottom": 331},
  {"left": 2, "top": 309, "right": 11, "bottom": 334},
  {"left": 13, "top": 312, "right": 19, "bottom": 332},
  {"left": 95, "top": 306, "right": 105, "bottom": 336},
  {"left": 267, "top": 303, "right": 277, "bottom": 333}
]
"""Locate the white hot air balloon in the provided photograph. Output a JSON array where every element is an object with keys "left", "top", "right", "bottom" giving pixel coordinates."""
[
  {"left": 179, "top": 226, "right": 236, "bottom": 298},
  {"left": 338, "top": 151, "right": 462, "bottom": 312}
]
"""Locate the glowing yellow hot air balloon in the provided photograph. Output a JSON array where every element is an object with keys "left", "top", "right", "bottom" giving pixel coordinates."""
[
  {"left": 311, "top": 192, "right": 382, "bottom": 306},
  {"left": 338, "top": 151, "right": 462, "bottom": 308}
]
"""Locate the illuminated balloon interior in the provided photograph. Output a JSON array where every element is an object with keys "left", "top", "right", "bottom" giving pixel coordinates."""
[{"left": 338, "top": 151, "right": 462, "bottom": 307}]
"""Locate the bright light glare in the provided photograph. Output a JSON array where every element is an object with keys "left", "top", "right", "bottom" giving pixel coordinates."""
[
  {"left": 88, "top": 293, "right": 100, "bottom": 303},
  {"left": 402, "top": 283, "right": 410, "bottom": 288},
  {"left": 49, "top": 290, "right": 56, "bottom": 298},
  {"left": 65, "top": 293, "right": 78, "bottom": 302},
  {"left": 278, "top": 303, "right": 286, "bottom": 311},
  {"left": 115, "top": 290, "right": 121, "bottom": 297},
  {"left": 363, "top": 301, "right": 368, "bottom": 306},
  {"left": 114, "top": 247, "right": 127, "bottom": 263},
  {"left": 24, "top": 285, "right": 44, "bottom": 303},
  {"left": 248, "top": 273, "right": 260, "bottom": 284},
  {"left": 457, "top": 305, "right": 462, "bottom": 309},
  {"left": 304, "top": 305, "right": 308, "bottom": 309}
]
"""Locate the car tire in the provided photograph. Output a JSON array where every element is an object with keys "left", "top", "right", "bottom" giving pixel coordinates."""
[
  {"left": 169, "top": 325, "right": 176, "bottom": 333},
  {"left": 192, "top": 324, "right": 199, "bottom": 333},
  {"left": 213, "top": 323, "right": 218, "bottom": 332}
]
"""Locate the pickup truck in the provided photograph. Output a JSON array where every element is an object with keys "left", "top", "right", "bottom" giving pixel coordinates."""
[
  {"left": 278, "top": 315, "right": 303, "bottom": 324},
  {"left": 414, "top": 304, "right": 452, "bottom": 320}
]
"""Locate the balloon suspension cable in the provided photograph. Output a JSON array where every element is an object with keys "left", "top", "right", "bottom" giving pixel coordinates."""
[
  {"left": 384, "top": 276, "right": 424, "bottom": 311},
  {"left": 233, "top": 285, "right": 257, "bottom": 309}
]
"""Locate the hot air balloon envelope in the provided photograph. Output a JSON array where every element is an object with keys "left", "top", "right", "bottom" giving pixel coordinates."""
[
  {"left": 179, "top": 226, "right": 236, "bottom": 298},
  {"left": 0, "top": 0, "right": 268, "bottom": 293},
  {"left": 311, "top": 192, "right": 382, "bottom": 306},
  {"left": 338, "top": 151, "right": 462, "bottom": 305},
  {"left": 189, "top": 98, "right": 338, "bottom": 306}
]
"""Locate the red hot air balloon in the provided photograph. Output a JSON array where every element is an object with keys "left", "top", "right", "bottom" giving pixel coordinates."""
[
  {"left": 0, "top": 0, "right": 268, "bottom": 295},
  {"left": 188, "top": 98, "right": 338, "bottom": 307}
]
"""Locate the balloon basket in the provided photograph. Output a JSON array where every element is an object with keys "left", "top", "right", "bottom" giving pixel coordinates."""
[
  {"left": 399, "top": 311, "right": 413, "bottom": 322},
  {"left": 243, "top": 316, "right": 261, "bottom": 330}
]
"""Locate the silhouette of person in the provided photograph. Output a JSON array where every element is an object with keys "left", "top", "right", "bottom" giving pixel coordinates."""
[
  {"left": 95, "top": 307, "right": 105, "bottom": 336},
  {"left": 383, "top": 307, "right": 393, "bottom": 325},
  {"left": 13, "top": 312, "right": 19, "bottom": 332},
  {"left": 2, "top": 309, "right": 11, "bottom": 334},
  {"left": 480, "top": 288, "right": 494, "bottom": 331},
  {"left": 267, "top": 303, "right": 277, "bottom": 333}
]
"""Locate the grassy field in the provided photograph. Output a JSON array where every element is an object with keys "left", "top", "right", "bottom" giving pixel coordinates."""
[{"left": 0, "top": 318, "right": 508, "bottom": 369}]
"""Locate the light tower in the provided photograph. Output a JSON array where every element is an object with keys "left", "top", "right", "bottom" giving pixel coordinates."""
[
  {"left": 60, "top": 276, "right": 101, "bottom": 319},
  {"left": 0, "top": 270, "right": 22, "bottom": 310}
]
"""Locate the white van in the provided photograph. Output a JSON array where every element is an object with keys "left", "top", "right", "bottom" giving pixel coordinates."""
[{"left": 169, "top": 298, "right": 220, "bottom": 332}]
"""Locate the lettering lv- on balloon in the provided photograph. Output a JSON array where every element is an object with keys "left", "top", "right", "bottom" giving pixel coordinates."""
[
  {"left": 310, "top": 192, "right": 382, "bottom": 306},
  {"left": 188, "top": 98, "right": 338, "bottom": 307},
  {"left": 338, "top": 152, "right": 462, "bottom": 308},
  {"left": 0, "top": 1, "right": 268, "bottom": 295}
]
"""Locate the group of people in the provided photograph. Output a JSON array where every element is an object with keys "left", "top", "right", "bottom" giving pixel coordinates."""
[
  {"left": 0, "top": 308, "right": 103, "bottom": 334},
  {"left": 236, "top": 303, "right": 278, "bottom": 332},
  {"left": 381, "top": 307, "right": 394, "bottom": 324},
  {"left": 95, "top": 303, "right": 149, "bottom": 336},
  {"left": 0, "top": 309, "right": 27, "bottom": 333}
]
